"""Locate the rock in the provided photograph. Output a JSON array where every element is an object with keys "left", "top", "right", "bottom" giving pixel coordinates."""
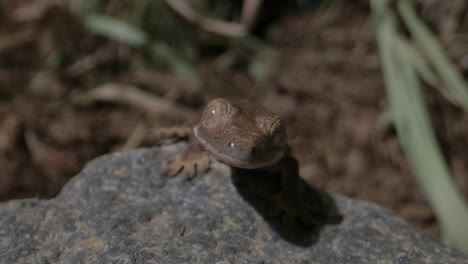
[{"left": 0, "top": 143, "right": 467, "bottom": 264}]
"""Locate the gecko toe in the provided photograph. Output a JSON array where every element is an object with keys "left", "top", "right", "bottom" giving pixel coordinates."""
[
  {"left": 195, "top": 154, "right": 211, "bottom": 172},
  {"left": 182, "top": 164, "right": 197, "bottom": 180},
  {"left": 163, "top": 154, "right": 184, "bottom": 177},
  {"left": 162, "top": 152, "right": 211, "bottom": 179},
  {"left": 164, "top": 163, "right": 183, "bottom": 177}
]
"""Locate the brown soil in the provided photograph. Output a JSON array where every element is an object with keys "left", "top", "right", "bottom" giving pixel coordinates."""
[{"left": 1, "top": 1, "right": 468, "bottom": 239}]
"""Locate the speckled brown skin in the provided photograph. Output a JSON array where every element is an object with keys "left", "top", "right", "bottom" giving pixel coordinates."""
[
  {"left": 159, "top": 98, "right": 290, "bottom": 179},
  {"left": 194, "top": 98, "right": 287, "bottom": 169}
]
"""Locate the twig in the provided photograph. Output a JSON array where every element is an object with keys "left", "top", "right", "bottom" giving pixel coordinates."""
[
  {"left": 0, "top": 30, "right": 35, "bottom": 54},
  {"left": 241, "top": 0, "right": 263, "bottom": 30},
  {"left": 118, "top": 123, "right": 146, "bottom": 152},
  {"left": 73, "top": 83, "right": 195, "bottom": 119},
  {"left": 66, "top": 47, "right": 117, "bottom": 76},
  {"left": 163, "top": 0, "right": 262, "bottom": 37}
]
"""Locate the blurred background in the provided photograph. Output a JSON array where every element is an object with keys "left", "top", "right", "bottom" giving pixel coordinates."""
[{"left": 1, "top": 0, "right": 468, "bottom": 252}]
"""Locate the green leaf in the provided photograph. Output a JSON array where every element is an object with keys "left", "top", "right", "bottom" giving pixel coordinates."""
[
  {"left": 399, "top": 0, "right": 468, "bottom": 111},
  {"left": 83, "top": 14, "right": 148, "bottom": 47},
  {"left": 394, "top": 37, "right": 439, "bottom": 87},
  {"left": 371, "top": 0, "right": 468, "bottom": 253}
]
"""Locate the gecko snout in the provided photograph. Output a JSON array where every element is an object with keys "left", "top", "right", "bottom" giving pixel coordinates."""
[{"left": 226, "top": 135, "right": 265, "bottom": 160}]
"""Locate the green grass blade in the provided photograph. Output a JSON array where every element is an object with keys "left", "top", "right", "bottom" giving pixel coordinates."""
[
  {"left": 398, "top": 42, "right": 468, "bottom": 253},
  {"left": 395, "top": 38, "right": 439, "bottom": 87},
  {"left": 83, "top": 14, "right": 148, "bottom": 47},
  {"left": 398, "top": 0, "right": 468, "bottom": 111},
  {"left": 372, "top": 0, "right": 468, "bottom": 253}
]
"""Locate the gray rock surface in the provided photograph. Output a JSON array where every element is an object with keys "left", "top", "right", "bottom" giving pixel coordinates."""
[{"left": 1, "top": 143, "right": 467, "bottom": 264}]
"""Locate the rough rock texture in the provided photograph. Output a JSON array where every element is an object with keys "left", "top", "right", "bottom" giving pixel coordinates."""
[{"left": 0, "top": 143, "right": 467, "bottom": 264}]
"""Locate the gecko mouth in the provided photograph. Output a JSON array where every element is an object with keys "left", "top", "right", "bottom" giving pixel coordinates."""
[{"left": 194, "top": 126, "right": 284, "bottom": 169}]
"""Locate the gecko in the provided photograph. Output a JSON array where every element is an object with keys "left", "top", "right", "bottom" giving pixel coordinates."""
[{"left": 155, "top": 98, "right": 310, "bottom": 224}]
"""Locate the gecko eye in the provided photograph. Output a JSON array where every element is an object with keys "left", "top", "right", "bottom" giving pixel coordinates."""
[
  {"left": 270, "top": 119, "right": 286, "bottom": 147},
  {"left": 201, "top": 98, "right": 233, "bottom": 128}
]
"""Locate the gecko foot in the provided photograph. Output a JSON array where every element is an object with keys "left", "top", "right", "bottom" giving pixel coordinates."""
[{"left": 163, "top": 151, "right": 211, "bottom": 180}]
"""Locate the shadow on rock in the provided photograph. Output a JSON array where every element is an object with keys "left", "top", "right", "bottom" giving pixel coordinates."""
[{"left": 231, "top": 167, "right": 342, "bottom": 247}]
